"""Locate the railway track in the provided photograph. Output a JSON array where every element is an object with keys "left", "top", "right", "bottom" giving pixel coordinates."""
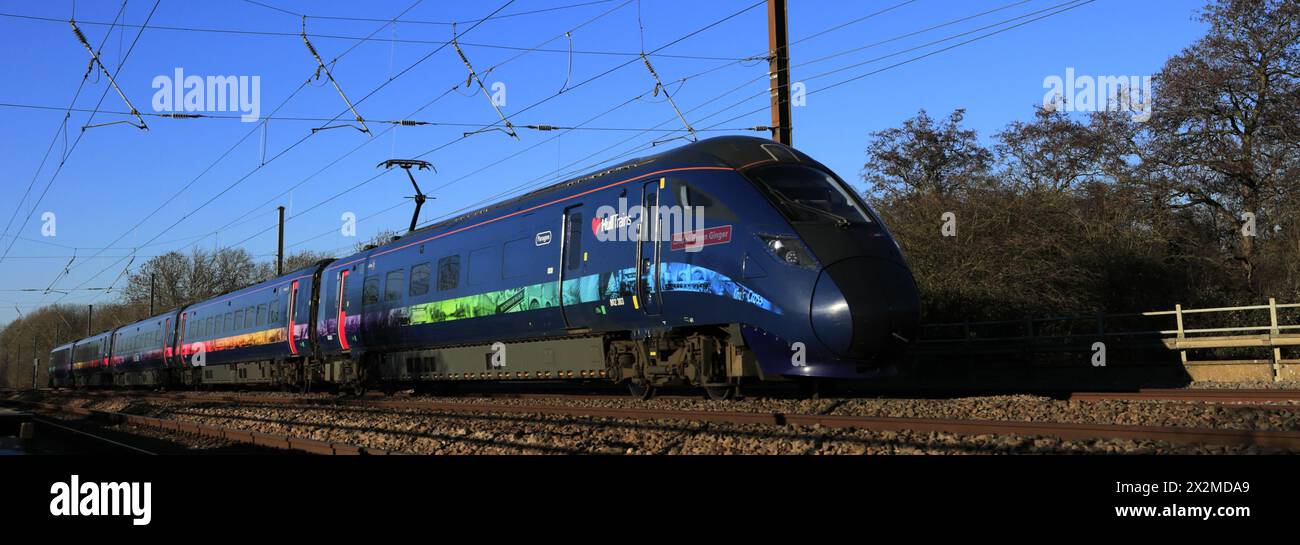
[
  {"left": 1066, "top": 388, "right": 1300, "bottom": 404},
  {"left": 29, "top": 389, "right": 1300, "bottom": 451},
  {"left": 4, "top": 399, "right": 398, "bottom": 455},
  {"left": 27, "top": 415, "right": 160, "bottom": 455}
]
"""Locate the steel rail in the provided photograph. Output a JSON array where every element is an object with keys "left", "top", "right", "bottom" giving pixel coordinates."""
[
  {"left": 29, "top": 415, "right": 158, "bottom": 455},
  {"left": 1067, "top": 389, "right": 1300, "bottom": 403},
  {"left": 44, "top": 390, "right": 1300, "bottom": 451},
  {"left": 6, "top": 399, "right": 397, "bottom": 455}
]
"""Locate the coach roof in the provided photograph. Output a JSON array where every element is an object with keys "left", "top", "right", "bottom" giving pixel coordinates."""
[{"left": 412, "top": 136, "right": 816, "bottom": 237}]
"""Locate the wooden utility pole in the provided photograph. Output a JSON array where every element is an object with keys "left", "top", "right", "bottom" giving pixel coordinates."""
[
  {"left": 149, "top": 272, "right": 156, "bottom": 315},
  {"left": 87, "top": 304, "right": 93, "bottom": 336},
  {"left": 767, "top": 0, "right": 792, "bottom": 146},
  {"left": 277, "top": 206, "right": 286, "bottom": 276},
  {"left": 31, "top": 335, "right": 38, "bottom": 389}
]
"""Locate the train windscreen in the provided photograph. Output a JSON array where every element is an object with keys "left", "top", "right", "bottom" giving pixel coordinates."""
[{"left": 746, "top": 164, "right": 875, "bottom": 226}]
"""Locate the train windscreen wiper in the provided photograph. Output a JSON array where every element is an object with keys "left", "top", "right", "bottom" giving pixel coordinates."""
[{"left": 771, "top": 191, "right": 852, "bottom": 228}]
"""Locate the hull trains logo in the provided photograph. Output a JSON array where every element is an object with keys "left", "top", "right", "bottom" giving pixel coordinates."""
[
  {"left": 49, "top": 475, "right": 151, "bottom": 526},
  {"left": 593, "top": 197, "right": 707, "bottom": 252}
]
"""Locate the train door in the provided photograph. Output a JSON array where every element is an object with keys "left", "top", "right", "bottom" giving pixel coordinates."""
[
  {"left": 559, "top": 204, "right": 584, "bottom": 328},
  {"left": 163, "top": 317, "right": 172, "bottom": 363},
  {"left": 177, "top": 313, "right": 188, "bottom": 367},
  {"left": 287, "top": 280, "right": 300, "bottom": 356},
  {"left": 638, "top": 180, "right": 663, "bottom": 315},
  {"left": 336, "top": 268, "right": 352, "bottom": 352},
  {"left": 360, "top": 260, "right": 383, "bottom": 349}
]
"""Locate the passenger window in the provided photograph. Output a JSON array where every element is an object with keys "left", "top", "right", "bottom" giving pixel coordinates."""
[
  {"left": 245, "top": 307, "right": 255, "bottom": 328},
  {"left": 224, "top": 313, "right": 233, "bottom": 333},
  {"left": 468, "top": 247, "right": 495, "bottom": 286},
  {"left": 363, "top": 277, "right": 380, "bottom": 305},
  {"left": 234, "top": 310, "right": 244, "bottom": 331},
  {"left": 410, "top": 263, "right": 431, "bottom": 296},
  {"left": 502, "top": 238, "right": 530, "bottom": 278},
  {"left": 204, "top": 317, "right": 212, "bottom": 337},
  {"left": 269, "top": 300, "right": 279, "bottom": 324},
  {"left": 566, "top": 212, "right": 583, "bottom": 270},
  {"left": 257, "top": 304, "right": 267, "bottom": 326},
  {"left": 385, "top": 270, "right": 405, "bottom": 302},
  {"left": 437, "top": 255, "right": 460, "bottom": 291}
]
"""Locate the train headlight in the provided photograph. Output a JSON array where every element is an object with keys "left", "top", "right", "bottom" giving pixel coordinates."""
[{"left": 758, "top": 234, "right": 818, "bottom": 269}]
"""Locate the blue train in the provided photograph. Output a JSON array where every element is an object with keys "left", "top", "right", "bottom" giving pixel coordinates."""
[{"left": 50, "top": 136, "right": 920, "bottom": 398}]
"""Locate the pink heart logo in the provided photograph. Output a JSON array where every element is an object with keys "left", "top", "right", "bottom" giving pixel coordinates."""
[{"left": 591, "top": 216, "right": 603, "bottom": 235}]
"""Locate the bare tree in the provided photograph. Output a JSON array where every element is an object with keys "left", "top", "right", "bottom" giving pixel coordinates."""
[
  {"left": 1146, "top": 0, "right": 1300, "bottom": 290},
  {"left": 353, "top": 229, "right": 400, "bottom": 254},
  {"left": 863, "top": 109, "right": 993, "bottom": 197}
]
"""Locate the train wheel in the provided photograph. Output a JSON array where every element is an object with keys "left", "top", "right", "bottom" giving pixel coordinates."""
[
  {"left": 627, "top": 381, "right": 655, "bottom": 400},
  {"left": 703, "top": 385, "right": 735, "bottom": 401}
]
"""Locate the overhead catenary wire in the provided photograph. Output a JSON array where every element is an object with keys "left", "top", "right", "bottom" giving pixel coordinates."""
[
  {"left": 579, "top": 0, "right": 1096, "bottom": 160},
  {"left": 106, "top": 1, "right": 637, "bottom": 270},
  {"left": 452, "top": 36, "right": 519, "bottom": 139},
  {"left": 244, "top": 0, "right": 614, "bottom": 26},
  {"left": 300, "top": 15, "right": 374, "bottom": 135},
  {"left": 147, "top": 0, "right": 1045, "bottom": 260},
  {"left": 43, "top": 0, "right": 519, "bottom": 306},
  {"left": 0, "top": 1, "right": 129, "bottom": 262},
  {"left": 0, "top": 0, "right": 160, "bottom": 268},
  {"left": 171, "top": 0, "right": 733, "bottom": 258},
  {"left": 550, "top": 0, "right": 1101, "bottom": 191},
  {"left": 22, "top": 0, "right": 1076, "bottom": 317},
  {"left": 0, "top": 11, "right": 760, "bottom": 61},
  {"left": 283, "top": 0, "right": 988, "bottom": 249},
  {"left": 51, "top": 0, "right": 429, "bottom": 279},
  {"left": 36, "top": 0, "right": 434, "bottom": 305},
  {"left": 408, "top": 0, "right": 1096, "bottom": 232},
  {"left": 68, "top": 18, "right": 148, "bottom": 130},
  {"left": 694, "top": 0, "right": 1102, "bottom": 135},
  {"left": 0, "top": 101, "right": 776, "bottom": 131},
  {"left": 247, "top": 2, "right": 768, "bottom": 253},
  {"left": 188, "top": 0, "right": 646, "bottom": 251}
]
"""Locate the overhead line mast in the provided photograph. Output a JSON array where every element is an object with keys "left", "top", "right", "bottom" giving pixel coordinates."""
[{"left": 767, "top": 0, "right": 791, "bottom": 146}]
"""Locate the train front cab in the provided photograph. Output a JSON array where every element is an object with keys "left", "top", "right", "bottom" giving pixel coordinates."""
[{"left": 721, "top": 142, "right": 921, "bottom": 382}]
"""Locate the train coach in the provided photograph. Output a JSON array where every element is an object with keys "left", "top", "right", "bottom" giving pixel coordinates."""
[{"left": 51, "top": 136, "right": 921, "bottom": 399}]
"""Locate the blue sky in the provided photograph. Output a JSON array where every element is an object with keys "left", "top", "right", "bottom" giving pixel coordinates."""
[{"left": 0, "top": 0, "right": 1207, "bottom": 327}]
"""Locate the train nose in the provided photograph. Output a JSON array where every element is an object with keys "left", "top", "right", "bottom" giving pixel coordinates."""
[{"left": 810, "top": 257, "right": 921, "bottom": 359}]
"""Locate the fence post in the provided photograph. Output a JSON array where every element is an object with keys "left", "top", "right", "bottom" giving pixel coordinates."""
[
  {"left": 1270, "top": 298, "right": 1281, "bottom": 382},
  {"left": 1269, "top": 298, "right": 1280, "bottom": 335},
  {"left": 1175, "top": 304, "right": 1188, "bottom": 366}
]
